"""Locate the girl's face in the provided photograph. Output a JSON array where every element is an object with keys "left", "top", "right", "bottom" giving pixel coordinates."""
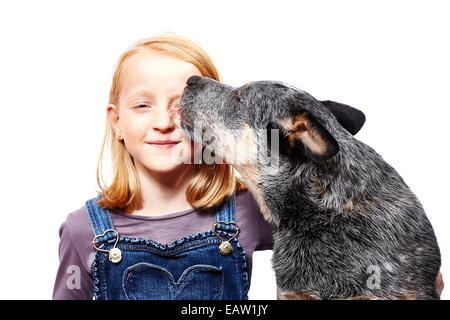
[{"left": 108, "top": 49, "right": 203, "bottom": 173}]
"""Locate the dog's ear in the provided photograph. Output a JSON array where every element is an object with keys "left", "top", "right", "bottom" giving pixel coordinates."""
[
  {"left": 269, "top": 111, "right": 339, "bottom": 162},
  {"left": 321, "top": 100, "right": 366, "bottom": 135}
]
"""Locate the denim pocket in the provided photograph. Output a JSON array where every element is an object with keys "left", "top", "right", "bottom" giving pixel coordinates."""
[{"left": 122, "top": 262, "right": 224, "bottom": 300}]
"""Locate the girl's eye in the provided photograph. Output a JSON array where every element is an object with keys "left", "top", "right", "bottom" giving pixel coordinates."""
[{"left": 136, "top": 104, "right": 151, "bottom": 109}]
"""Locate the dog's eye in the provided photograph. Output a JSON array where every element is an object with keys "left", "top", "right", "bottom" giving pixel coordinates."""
[{"left": 234, "top": 93, "right": 244, "bottom": 104}]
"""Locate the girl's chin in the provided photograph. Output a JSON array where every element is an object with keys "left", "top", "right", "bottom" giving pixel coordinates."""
[{"left": 142, "top": 160, "right": 193, "bottom": 173}]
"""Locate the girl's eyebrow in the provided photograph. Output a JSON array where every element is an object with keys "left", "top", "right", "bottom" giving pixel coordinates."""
[
  {"left": 126, "top": 90, "right": 154, "bottom": 101},
  {"left": 126, "top": 90, "right": 181, "bottom": 103}
]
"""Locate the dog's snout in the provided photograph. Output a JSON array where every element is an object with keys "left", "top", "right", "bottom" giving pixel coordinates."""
[{"left": 186, "top": 75, "right": 201, "bottom": 86}]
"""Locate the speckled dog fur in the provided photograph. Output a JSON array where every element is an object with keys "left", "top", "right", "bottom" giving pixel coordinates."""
[{"left": 180, "top": 76, "right": 441, "bottom": 300}]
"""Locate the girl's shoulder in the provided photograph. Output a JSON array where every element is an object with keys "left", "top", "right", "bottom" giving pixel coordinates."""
[
  {"left": 60, "top": 205, "right": 93, "bottom": 238},
  {"left": 235, "top": 189, "right": 275, "bottom": 251},
  {"left": 58, "top": 205, "right": 95, "bottom": 256},
  {"left": 235, "top": 188, "right": 269, "bottom": 223},
  {"left": 235, "top": 189, "right": 261, "bottom": 215}
]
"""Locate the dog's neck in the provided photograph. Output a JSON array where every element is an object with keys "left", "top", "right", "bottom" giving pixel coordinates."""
[
  {"left": 233, "top": 163, "right": 278, "bottom": 224},
  {"left": 301, "top": 139, "right": 383, "bottom": 217},
  {"left": 235, "top": 138, "right": 384, "bottom": 227},
  {"left": 234, "top": 162, "right": 293, "bottom": 226}
]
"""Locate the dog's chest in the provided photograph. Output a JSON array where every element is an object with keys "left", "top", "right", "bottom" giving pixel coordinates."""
[{"left": 273, "top": 219, "right": 358, "bottom": 274}]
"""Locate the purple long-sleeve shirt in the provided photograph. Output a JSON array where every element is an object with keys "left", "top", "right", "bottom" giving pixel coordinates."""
[{"left": 52, "top": 190, "right": 275, "bottom": 299}]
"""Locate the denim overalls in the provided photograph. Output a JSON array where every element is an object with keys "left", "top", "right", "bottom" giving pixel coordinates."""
[{"left": 85, "top": 191, "right": 249, "bottom": 300}]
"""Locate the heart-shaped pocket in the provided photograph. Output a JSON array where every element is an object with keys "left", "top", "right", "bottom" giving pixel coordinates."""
[{"left": 122, "top": 262, "right": 224, "bottom": 300}]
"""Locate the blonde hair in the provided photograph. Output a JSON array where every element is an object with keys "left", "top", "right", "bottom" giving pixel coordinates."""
[{"left": 96, "top": 32, "right": 247, "bottom": 213}]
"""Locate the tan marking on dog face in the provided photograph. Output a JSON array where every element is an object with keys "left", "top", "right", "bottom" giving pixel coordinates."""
[
  {"left": 222, "top": 124, "right": 274, "bottom": 223},
  {"left": 241, "top": 124, "right": 256, "bottom": 149},
  {"left": 234, "top": 163, "right": 274, "bottom": 224},
  {"left": 292, "top": 113, "right": 327, "bottom": 154},
  {"left": 279, "top": 112, "right": 328, "bottom": 155},
  {"left": 231, "top": 124, "right": 258, "bottom": 165},
  {"left": 290, "top": 113, "right": 309, "bottom": 132},
  {"left": 277, "top": 117, "right": 295, "bottom": 132}
]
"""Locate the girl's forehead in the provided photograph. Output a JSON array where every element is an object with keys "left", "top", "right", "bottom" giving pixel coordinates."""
[{"left": 120, "top": 50, "right": 201, "bottom": 92}]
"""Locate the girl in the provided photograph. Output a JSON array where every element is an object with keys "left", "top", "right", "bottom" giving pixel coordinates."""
[{"left": 52, "top": 33, "right": 275, "bottom": 300}]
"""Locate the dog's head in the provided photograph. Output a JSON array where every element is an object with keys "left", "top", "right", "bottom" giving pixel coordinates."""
[
  {"left": 180, "top": 75, "right": 365, "bottom": 165},
  {"left": 180, "top": 76, "right": 366, "bottom": 223}
]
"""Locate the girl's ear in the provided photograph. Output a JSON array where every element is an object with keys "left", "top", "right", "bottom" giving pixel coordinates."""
[
  {"left": 107, "top": 104, "right": 123, "bottom": 140},
  {"left": 268, "top": 111, "right": 339, "bottom": 162}
]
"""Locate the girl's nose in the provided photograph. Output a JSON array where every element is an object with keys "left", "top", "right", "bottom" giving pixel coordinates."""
[{"left": 152, "top": 109, "right": 175, "bottom": 132}]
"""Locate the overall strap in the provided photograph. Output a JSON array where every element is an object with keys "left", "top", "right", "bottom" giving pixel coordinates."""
[
  {"left": 214, "top": 190, "right": 238, "bottom": 233},
  {"left": 85, "top": 194, "right": 117, "bottom": 242}
]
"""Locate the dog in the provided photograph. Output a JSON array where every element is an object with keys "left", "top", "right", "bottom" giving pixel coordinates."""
[{"left": 179, "top": 75, "right": 441, "bottom": 300}]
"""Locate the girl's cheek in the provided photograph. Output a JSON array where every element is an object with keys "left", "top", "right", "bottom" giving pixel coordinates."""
[
  {"left": 172, "top": 109, "right": 183, "bottom": 128},
  {"left": 169, "top": 103, "right": 181, "bottom": 116}
]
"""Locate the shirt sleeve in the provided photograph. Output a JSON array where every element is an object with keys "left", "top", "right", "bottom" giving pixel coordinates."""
[
  {"left": 255, "top": 211, "right": 275, "bottom": 251},
  {"left": 52, "top": 217, "right": 93, "bottom": 300},
  {"left": 245, "top": 191, "right": 275, "bottom": 251}
]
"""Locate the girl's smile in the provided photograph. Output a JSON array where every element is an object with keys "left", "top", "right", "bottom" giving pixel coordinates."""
[{"left": 146, "top": 140, "right": 181, "bottom": 149}]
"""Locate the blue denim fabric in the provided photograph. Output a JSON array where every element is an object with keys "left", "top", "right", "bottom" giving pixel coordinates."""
[{"left": 85, "top": 191, "right": 249, "bottom": 300}]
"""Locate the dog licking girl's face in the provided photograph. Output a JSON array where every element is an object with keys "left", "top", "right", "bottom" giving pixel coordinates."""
[{"left": 180, "top": 75, "right": 365, "bottom": 168}]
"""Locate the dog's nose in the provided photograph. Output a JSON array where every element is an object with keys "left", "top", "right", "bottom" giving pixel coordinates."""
[{"left": 186, "top": 75, "right": 201, "bottom": 86}]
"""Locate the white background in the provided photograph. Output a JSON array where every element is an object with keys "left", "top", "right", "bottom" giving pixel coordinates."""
[{"left": 0, "top": 0, "right": 448, "bottom": 299}]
